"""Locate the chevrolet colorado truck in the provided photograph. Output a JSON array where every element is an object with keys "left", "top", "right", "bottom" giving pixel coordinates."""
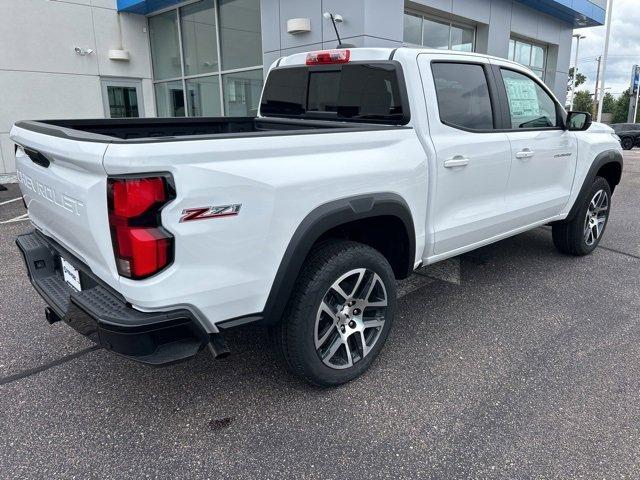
[{"left": 11, "top": 48, "right": 623, "bottom": 386}]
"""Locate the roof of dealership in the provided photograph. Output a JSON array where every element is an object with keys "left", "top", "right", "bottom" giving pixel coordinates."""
[{"left": 117, "top": 0, "right": 605, "bottom": 27}]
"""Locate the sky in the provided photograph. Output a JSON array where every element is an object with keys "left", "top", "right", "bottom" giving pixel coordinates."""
[{"left": 570, "top": 0, "right": 640, "bottom": 98}]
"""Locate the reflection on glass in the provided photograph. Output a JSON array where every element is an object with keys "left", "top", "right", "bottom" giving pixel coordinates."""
[
  {"left": 422, "top": 17, "right": 450, "bottom": 49},
  {"left": 149, "top": 10, "right": 182, "bottom": 80},
  {"left": 219, "top": 0, "right": 262, "bottom": 70},
  {"left": 403, "top": 13, "right": 422, "bottom": 45},
  {"left": 154, "top": 81, "right": 186, "bottom": 117},
  {"left": 223, "top": 69, "right": 263, "bottom": 116},
  {"left": 181, "top": 0, "right": 219, "bottom": 76},
  {"left": 186, "top": 76, "right": 222, "bottom": 116},
  {"left": 508, "top": 40, "right": 515, "bottom": 60},
  {"left": 107, "top": 86, "right": 139, "bottom": 118},
  {"left": 450, "top": 25, "right": 474, "bottom": 51}
]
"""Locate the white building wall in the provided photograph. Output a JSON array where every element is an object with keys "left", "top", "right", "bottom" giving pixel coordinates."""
[
  {"left": 262, "top": 0, "right": 573, "bottom": 103},
  {"left": 0, "top": 0, "right": 153, "bottom": 174}
]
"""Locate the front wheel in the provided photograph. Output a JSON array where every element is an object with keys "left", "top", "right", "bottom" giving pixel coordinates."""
[
  {"left": 621, "top": 137, "right": 634, "bottom": 150},
  {"left": 552, "top": 176, "right": 612, "bottom": 256},
  {"left": 277, "top": 240, "right": 396, "bottom": 387}
]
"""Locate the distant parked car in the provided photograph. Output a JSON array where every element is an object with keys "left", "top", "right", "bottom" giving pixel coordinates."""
[{"left": 612, "top": 123, "right": 640, "bottom": 150}]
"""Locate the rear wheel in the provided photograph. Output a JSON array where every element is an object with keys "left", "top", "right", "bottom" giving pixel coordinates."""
[
  {"left": 277, "top": 240, "right": 396, "bottom": 387},
  {"left": 552, "top": 176, "right": 611, "bottom": 256},
  {"left": 621, "top": 137, "right": 634, "bottom": 150}
]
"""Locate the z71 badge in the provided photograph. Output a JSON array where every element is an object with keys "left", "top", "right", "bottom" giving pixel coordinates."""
[{"left": 180, "top": 204, "right": 242, "bottom": 223}]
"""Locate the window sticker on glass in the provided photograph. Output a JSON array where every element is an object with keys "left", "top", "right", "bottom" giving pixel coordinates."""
[
  {"left": 501, "top": 69, "right": 557, "bottom": 129},
  {"left": 503, "top": 76, "right": 540, "bottom": 118}
]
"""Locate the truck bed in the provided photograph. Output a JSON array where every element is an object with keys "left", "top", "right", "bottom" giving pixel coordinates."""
[{"left": 14, "top": 116, "right": 403, "bottom": 144}]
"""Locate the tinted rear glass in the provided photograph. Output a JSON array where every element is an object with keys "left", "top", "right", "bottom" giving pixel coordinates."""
[
  {"left": 260, "top": 63, "right": 407, "bottom": 124},
  {"left": 432, "top": 63, "right": 494, "bottom": 131}
]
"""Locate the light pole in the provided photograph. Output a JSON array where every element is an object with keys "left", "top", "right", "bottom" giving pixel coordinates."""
[
  {"left": 570, "top": 34, "right": 586, "bottom": 110},
  {"left": 597, "top": 0, "right": 614, "bottom": 122}
]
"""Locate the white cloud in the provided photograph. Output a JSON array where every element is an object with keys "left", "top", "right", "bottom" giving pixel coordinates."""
[{"left": 571, "top": 0, "right": 640, "bottom": 97}]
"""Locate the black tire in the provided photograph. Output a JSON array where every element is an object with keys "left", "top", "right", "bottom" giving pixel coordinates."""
[
  {"left": 276, "top": 240, "right": 397, "bottom": 387},
  {"left": 552, "top": 176, "right": 612, "bottom": 256},
  {"left": 621, "top": 137, "right": 634, "bottom": 150}
]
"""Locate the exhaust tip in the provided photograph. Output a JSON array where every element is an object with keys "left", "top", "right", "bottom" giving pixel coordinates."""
[{"left": 208, "top": 333, "right": 230, "bottom": 359}]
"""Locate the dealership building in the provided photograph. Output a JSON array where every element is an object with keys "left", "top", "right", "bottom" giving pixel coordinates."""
[{"left": 0, "top": 0, "right": 605, "bottom": 175}]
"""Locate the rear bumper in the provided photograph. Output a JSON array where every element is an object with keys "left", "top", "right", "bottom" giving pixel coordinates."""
[{"left": 16, "top": 230, "right": 209, "bottom": 365}]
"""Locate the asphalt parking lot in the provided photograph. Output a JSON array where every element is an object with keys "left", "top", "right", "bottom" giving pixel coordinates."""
[{"left": 1, "top": 151, "right": 639, "bottom": 479}]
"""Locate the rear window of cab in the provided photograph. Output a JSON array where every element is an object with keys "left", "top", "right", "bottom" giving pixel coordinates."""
[{"left": 260, "top": 63, "right": 409, "bottom": 125}]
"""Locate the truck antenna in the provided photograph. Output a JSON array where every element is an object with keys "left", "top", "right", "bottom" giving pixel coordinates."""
[{"left": 323, "top": 12, "right": 354, "bottom": 49}]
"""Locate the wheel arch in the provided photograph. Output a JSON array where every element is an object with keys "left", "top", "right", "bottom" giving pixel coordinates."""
[
  {"left": 566, "top": 150, "right": 623, "bottom": 221},
  {"left": 262, "top": 193, "right": 416, "bottom": 325}
]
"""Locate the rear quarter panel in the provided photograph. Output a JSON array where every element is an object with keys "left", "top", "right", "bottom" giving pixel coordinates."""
[{"left": 103, "top": 128, "right": 427, "bottom": 330}]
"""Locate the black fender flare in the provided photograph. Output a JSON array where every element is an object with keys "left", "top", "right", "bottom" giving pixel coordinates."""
[
  {"left": 261, "top": 193, "right": 416, "bottom": 325},
  {"left": 566, "top": 149, "right": 623, "bottom": 221}
]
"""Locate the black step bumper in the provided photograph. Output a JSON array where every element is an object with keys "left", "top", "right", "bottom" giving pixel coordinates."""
[{"left": 16, "top": 230, "right": 209, "bottom": 365}]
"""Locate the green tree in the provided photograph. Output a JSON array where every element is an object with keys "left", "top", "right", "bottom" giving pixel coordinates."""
[
  {"left": 567, "top": 67, "right": 587, "bottom": 91},
  {"left": 611, "top": 89, "right": 637, "bottom": 124},
  {"left": 567, "top": 68, "right": 587, "bottom": 104},
  {"left": 573, "top": 90, "right": 594, "bottom": 113},
  {"left": 602, "top": 92, "right": 616, "bottom": 114}
]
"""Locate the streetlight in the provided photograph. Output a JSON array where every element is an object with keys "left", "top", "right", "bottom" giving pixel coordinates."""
[
  {"left": 597, "top": 0, "right": 614, "bottom": 122},
  {"left": 570, "top": 34, "right": 586, "bottom": 110}
]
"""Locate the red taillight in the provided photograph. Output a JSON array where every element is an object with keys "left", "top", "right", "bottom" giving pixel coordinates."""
[
  {"left": 107, "top": 176, "right": 175, "bottom": 280},
  {"left": 306, "top": 49, "right": 350, "bottom": 65}
]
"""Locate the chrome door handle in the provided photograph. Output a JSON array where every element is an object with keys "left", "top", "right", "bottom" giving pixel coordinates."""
[
  {"left": 444, "top": 156, "right": 470, "bottom": 168},
  {"left": 515, "top": 149, "right": 535, "bottom": 159}
]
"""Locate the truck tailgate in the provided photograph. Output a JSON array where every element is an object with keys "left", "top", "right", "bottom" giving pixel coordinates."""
[{"left": 10, "top": 125, "right": 118, "bottom": 289}]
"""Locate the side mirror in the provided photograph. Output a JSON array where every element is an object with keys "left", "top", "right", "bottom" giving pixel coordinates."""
[{"left": 566, "top": 111, "right": 592, "bottom": 131}]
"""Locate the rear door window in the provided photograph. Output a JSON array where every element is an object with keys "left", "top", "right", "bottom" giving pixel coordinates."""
[
  {"left": 431, "top": 62, "right": 494, "bottom": 131},
  {"left": 261, "top": 63, "right": 408, "bottom": 124}
]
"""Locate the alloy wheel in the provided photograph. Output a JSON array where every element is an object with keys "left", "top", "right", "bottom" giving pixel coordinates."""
[
  {"left": 584, "top": 189, "right": 609, "bottom": 246},
  {"left": 314, "top": 268, "right": 388, "bottom": 370}
]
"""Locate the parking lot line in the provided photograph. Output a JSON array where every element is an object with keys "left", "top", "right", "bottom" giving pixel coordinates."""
[
  {"left": 0, "top": 197, "right": 22, "bottom": 207},
  {"left": 0, "top": 213, "right": 29, "bottom": 224}
]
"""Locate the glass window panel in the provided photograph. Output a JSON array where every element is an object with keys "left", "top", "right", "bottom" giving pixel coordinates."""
[
  {"left": 219, "top": 0, "right": 262, "bottom": 71},
  {"left": 450, "top": 25, "right": 474, "bottom": 52},
  {"left": 149, "top": 11, "right": 182, "bottom": 80},
  {"left": 501, "top": 69, "right": 557, "bottom": 129},
  {"left": 508, "top": 39, "right": 516, "bottom": 60},
  {"left": 180, "top": 0, "right": 219, "bottom": 76},
  {"left": 107, "top": 86, "right": 139, "bottom": 118},
  {"left": 186, "top": 76, "right": 222, "bottom": 117},
  {"left": 154, "top": 81, "right": 186, "bottom": 117},
  {"left": 259, "top": 67, "right": 307, "bottom": 116},
  {"left": 422, "top": 17, "right": 450, "bottom": 50},
  {"left": 531, "top": 45, "right": 545, "bottom": 69},
  {"left": 403, "top": 13, "right": 422, "bottom": 45},
  {"left": 514, "top": 41, "right": 532, "bottom": 66},
  {"left": 432, "top": 63, "right": 494, "bottom": 130},
  {"left": 261, "top": 64, "right": 405, "bottom": 123},
  {"left": 223, "top": 69, "right": 263, "bottom": 116}
]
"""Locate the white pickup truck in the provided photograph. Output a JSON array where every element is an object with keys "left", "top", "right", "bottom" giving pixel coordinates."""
[{"left": 12, "top": 48, "right": 622, "bottom": 386}]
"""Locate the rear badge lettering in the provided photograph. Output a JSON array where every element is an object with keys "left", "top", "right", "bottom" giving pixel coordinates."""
[
  {"left": 180, "top": 204, "right": 242, "bottom": 223},
  {"left": 16, "top": 169, "right": 84, "bottom": 216}
]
